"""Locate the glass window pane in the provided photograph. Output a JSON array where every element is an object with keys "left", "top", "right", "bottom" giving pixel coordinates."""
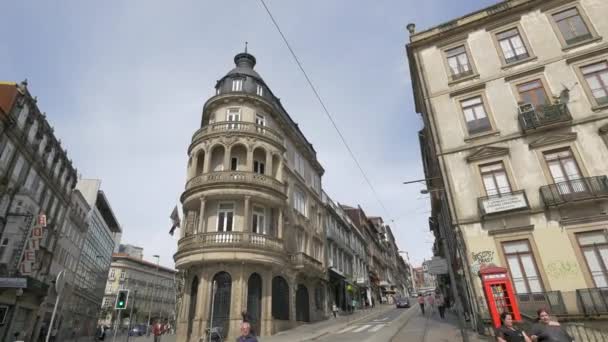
[
  {"left": 553, "top": 8, "right": 578, "bottom": 22},
  {"left": 547, "top": 161, "right": 566, "bottom": 182},
  {"left": 218, "top": 212, "right": 225, "bottom": 232},
  {"left": 518, "top": 80, "right": 542, "bottom": 92},
  {"left": 457, "top": 54, "right": 470, "bottom": 71},
  {"left": 578, "top": 232, "right": 608, "bottom": 245},
  {"left": 500, "top": 40, "right": 515, "bottom": 59},
  {"left": 446, "top": 46, "right": 466, "bottom": 57},
  {"left": 571, "top": 16, "right": 590, "bottom": 37},
  {"left": 582, "top": 62, "right": 608, "bottom": 75},
  {"left": 483, "top": 174, "right": 498, "bottom": 195},
  {"left": 226, "top": 212, "right": 233, "bottom": 231},
  {"left": 562, "top": 158, "right": 581, "bottom": 179},
  {"left": 461, "top": 97, "right": 482, "bottom": 107},
  {"left": 448, "top": 57, "right": 460, "bottom": 75},
  {"left": 497, "top": 29, "right": 518, "bottom": 40},
  {"left": 557, "top": 20, "right": 575, "bottom": 41},
  {"left": 504, "top": 241, "right": 530, "bottom": 253},
  {"left": 495, "top": 172, "right": 511, "bottom": 194}
]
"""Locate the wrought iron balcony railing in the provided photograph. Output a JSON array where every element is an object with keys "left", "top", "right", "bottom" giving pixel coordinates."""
[
  {"left": 540, "top": 176, "right": 608, "bottom": 206},
  {"left": 577, "top": 287, "right": 608, "bottom": 316},
  {"left": 290, "top": 252, "right": 323, "bottom": 272},
  {"left": 478, "top": 190, "right": 529, "bottom": 216},
  {"left": 518, "top": 103, "right": 572, "bottom": 131},
  {"left": 516, "top": 291, "right": 567, "bottom": 317}
]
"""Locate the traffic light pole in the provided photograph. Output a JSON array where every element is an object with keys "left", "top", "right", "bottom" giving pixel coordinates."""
[
  {"left": 112, "top": 309, "right": 122, "bottom": 342},
  {"left": 126, "top": 290, "right": 137, "bottom": 342}
]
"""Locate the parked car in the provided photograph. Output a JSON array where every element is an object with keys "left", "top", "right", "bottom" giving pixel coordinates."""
[
  {"left": 395, "top": 297, "right": 410, "bottom": 308},
  {"left": 129, "top": 324, "right": 147, "bottom": 336}
]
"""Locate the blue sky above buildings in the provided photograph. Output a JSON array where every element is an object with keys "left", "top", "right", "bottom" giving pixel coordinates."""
[{"left": 1, "top": 0, "right": 499, "bottom": 268}]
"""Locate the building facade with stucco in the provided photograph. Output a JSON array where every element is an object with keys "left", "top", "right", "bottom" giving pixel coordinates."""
[
  {"left": 409, "top": 0, "right": 608, "bottom": 331},
  {"left": 174, "top": 51, "right": 328, "bottom": 341}
]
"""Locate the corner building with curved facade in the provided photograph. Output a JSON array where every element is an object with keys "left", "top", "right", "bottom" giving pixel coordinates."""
[{"left": 175, "top": 52, "right": 328, "bottom": 341}]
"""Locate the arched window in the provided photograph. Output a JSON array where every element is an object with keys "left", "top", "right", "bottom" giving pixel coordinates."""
[
  {"left": 296, "top": 284, "right": 310, "bottom": 322},
  {"left": 272, "top": 276, "right": 289, "bottom": 320},
  {"left": 247, "top": 273, "right": 263, "bottom": 334},
  {"left": 187, "top": 277, "right": 199, "bottom": 337},
  {"left": 211, "top": 272, "right": 232, "bottom": 337}
]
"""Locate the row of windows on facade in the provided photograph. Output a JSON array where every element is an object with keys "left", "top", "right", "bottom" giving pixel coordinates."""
[
  {"left": 500, "top": 230, "right": 607, "bottom": 294},
  {"left": 207, "top": 106, "right": 322, "bottom": 193},
  {"left": 326, "top": 214, "right": 366, "bottom": 257},
  {"left": 2, "top": 103, "right": 74, "bottom": 192},
  {"left": 218, "top": 79, "right": 264, "bottom": 96},
  {"left": 479, "top": 148, "right": 590, "bottom": 197},
  {"left": 456, "top": 59, "right": 606, "bottom": 137},
  {"left": 445, "top": 6, "right": 600, "bottom": 81},
  {"left": 108, "top": 269, "right": 174, "bottom": 285},
  {"left": 328, "top": 242, "right": 367, "bottom": 278}
]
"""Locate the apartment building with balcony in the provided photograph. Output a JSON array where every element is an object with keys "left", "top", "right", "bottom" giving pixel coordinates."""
[
  {"left": 100, "top": 252, "right": 176, "bottom": 328},
  {"left": 174, "top": 51, "right": 327, "bottom": 341},
  {"left": 408, "top": 0, "right": 608, "bottom": 331},
  {"left": 322, "top": 192, "right": 369, "bottom": 312},
  {"left": 0, "top": 80, "right": 79, "bottom": 341}
]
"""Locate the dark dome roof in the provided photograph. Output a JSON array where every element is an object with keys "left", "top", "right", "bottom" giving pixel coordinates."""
[{"left": 225, "top": 52, "right": 262, "bottom": 80}]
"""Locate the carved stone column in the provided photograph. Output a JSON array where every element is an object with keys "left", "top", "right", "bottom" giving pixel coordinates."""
[
  {"left": 224, "top": 145, "right": 232, "bottom": 171},
  {"left": 265, "top": 153, "right": 273, "bottom": 176},
  {"left": 277, "top": 158, "right": 284, "bottom": 182},
  {"left": 189, "top": 153, "right": 198, "bottom": 179},
  {"left": 277, "top": 209, "right": 283, "bottom": 239},
  {"left": 246, "top": 147, "right": 254, "bottom": 172},
  {"left": 198, "top": 196, "right": 206, "bottom": 234},
  {"left": 244, "top": 196, "right": 251, "bottom": 232},
  {"left": 203, "top": 149, "right": 211, "bottom": 173}
]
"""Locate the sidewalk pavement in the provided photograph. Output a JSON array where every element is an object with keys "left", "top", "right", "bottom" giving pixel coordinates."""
[
  {"left": 391, "top": 306, "right": 489, "bottom": 342},
  {"left": 261, "top": 304, "right": 395, "bottom": 342}
]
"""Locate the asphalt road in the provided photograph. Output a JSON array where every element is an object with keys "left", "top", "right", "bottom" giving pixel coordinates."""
[{"left": 314, "top": 306, "right": 414, "bottom": 342}]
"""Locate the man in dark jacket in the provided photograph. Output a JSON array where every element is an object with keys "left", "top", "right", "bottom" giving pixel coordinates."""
[{"left": 236, "top": 322, "right": 257, "bottom": 342}]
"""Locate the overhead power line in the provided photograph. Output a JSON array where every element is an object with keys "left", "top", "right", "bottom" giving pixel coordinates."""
[{"left": 258, "top": 0, "right": 393, "bottom": 221}]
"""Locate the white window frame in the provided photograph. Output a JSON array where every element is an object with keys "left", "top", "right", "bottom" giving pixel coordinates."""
[
  {"left": 216, "top": 202, "right": 235, "bottom": 232},
  {"left": 226, "top": 108, "right": 241, "bottom": 129},
  {"left": 252, "top": 205, "right": 266, "bottom": 234},
  {"left": 255, "top": 113, "right": 266, "bottom": 127},
  {"left": 232, "top": 79, "right": 243, "bottom": 92},
  {"left": 231, "top": 157, "right": 239, "bottom": 171},
  {"left": 109, "top": 268, "right": 115, "bottom": 280},
  {"left": 0, "top": 141, "right": 15, "bottom": 171},
  {"left": 253, "top": 160, "right": 265, "bottom": 175},
  {"left": 256, "top": 84, "right": 264, "bottom": 96},
  {"left": 294, "top": 188, "right": 307, "bottom": 217}
]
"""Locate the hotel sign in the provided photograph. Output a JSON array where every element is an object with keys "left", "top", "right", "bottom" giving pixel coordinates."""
[{"left": 481, "top": 192, "right": 528, "bottom": 215}]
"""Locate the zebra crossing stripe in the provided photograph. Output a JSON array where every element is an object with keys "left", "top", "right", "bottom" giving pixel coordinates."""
[
  {"left": 369, "top": 324, "right": 386, "bottom": 332},
  {"left": 336, "top": 325, "right": 358, "bottom": 334},
  {"left": 353, "top": 324, "right": 372, "bottom": 333}
]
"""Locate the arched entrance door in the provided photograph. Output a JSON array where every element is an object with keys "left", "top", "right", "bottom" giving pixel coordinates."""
[
  {"left": 210, "top": 272, "right": 232, "bottom": 338},
  {"left": 187, "top": 277, "right": 199, "bottom": 338},
  {"left": 247, "top": 273, "right": 262, "bottom": 335},
  {"left": 296, "top": 284, "right": 310, "bottom": 322}
]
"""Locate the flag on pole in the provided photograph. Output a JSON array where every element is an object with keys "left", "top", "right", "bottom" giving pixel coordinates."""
[{"left": 169, "top": 206, "right": 181, "bottom": 236}]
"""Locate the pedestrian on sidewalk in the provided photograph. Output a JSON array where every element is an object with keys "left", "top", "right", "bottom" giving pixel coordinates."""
[
  {"left": 237, "top": 322, "right": 258, "bottom": 342},
  {"left": 497, "top": 312, "right": 531, "bottom": 342},
  {"left": 426, "top": 293, "right": 435, "bottom": 316},
  {"left": 332, "top": 303, "right": 339, "bottom": 318},
  {"left": 417, "top": 294, "right": 425, "bottom": 315},
  {"left": 530, "top": 308, "right": 573, "bottom": 342},
  {"left": 152, "top": 320, "right": 165, "bottom": 342},
  {"left": 436, "top": 293, "right": 446, "bottom": 319}
]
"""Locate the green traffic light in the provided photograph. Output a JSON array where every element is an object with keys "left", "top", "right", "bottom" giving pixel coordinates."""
[{"left": 118, "top": 301, "right": 124, "bottom": 306}]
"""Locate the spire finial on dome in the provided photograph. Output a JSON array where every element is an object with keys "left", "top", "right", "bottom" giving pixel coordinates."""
[{"left": 245, "top": 41, "right": 248, "bottom": 54}]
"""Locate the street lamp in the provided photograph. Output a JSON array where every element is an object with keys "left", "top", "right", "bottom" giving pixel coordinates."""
[
  {"left": 146, "top": 255, "right": 160, "bottom": 334},
  {"left": 404, "top": 183, "right": 470, "bottom": 342}
]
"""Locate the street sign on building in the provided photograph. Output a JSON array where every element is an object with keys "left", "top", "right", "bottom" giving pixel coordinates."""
[{"left": 428, "top": 257, "right": 448, "bottom": 275}]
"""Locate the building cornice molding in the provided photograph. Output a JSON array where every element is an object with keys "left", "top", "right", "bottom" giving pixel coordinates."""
[
  {"left": 528, "top": 132, "right": 577, "bottom": 149},
  {"left": 466, "top": 146, "right": 509, "bottom": 163}
]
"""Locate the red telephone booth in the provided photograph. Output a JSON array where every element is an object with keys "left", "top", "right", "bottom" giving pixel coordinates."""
[{"left": 478, "top": 265, "right": 521, "bottom": 328}]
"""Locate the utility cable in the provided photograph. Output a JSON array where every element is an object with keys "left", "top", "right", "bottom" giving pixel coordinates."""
[{"left": 258, "top": 0, "right": 393, "bottom": 220}]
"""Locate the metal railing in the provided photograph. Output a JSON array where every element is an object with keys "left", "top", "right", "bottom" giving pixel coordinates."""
[
  {"left": 290, "top": 252, "right": 323, "bottom": 271},
  {"left": 477, "top": 190, "right": 529, "bottom": 216},
  {"left": 191, "top": 122, "right": 284, "bottom": 145},
  {"left": 577, "top": 287, "right": 608, "bottom": 316},
  {"left": 178, "top": 231, "right": 284, "bottom": 253},
  {"left": 540, "top": 176, "right": 608, "bottom": 206},
  {"left": 518, "top": 103, "right": 572, "bottom": 131},
  {"left": 186, "top": 171, "right": 285, "bottom": 194},
  {"left": 516, "top": 291, "right": 567, "bottom": 316}
]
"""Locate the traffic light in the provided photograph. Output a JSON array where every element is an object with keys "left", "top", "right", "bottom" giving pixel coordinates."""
[{"left": 115, "top": 289, "right": 129, "bottom": 310}]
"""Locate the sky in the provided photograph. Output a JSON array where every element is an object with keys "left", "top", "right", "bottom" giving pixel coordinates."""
[{"left": 1, "top": 0, "right": 499, "bottom": 268}]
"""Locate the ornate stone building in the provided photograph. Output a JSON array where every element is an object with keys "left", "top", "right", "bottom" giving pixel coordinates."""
[{"left": 174, "top": 51, "right": 327, "bottom": 341}]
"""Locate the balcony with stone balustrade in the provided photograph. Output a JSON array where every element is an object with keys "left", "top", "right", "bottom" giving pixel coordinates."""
[
  {"left": 174, "top": 231, "right": 286, "bottom": 268},
  {"left": 191, "top": 122, "right": 284, "bottom": 149}
]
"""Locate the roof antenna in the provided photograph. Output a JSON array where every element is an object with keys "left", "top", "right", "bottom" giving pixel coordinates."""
[{"left": 245, "top": 41, "right": 248, "bottom": 53}]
